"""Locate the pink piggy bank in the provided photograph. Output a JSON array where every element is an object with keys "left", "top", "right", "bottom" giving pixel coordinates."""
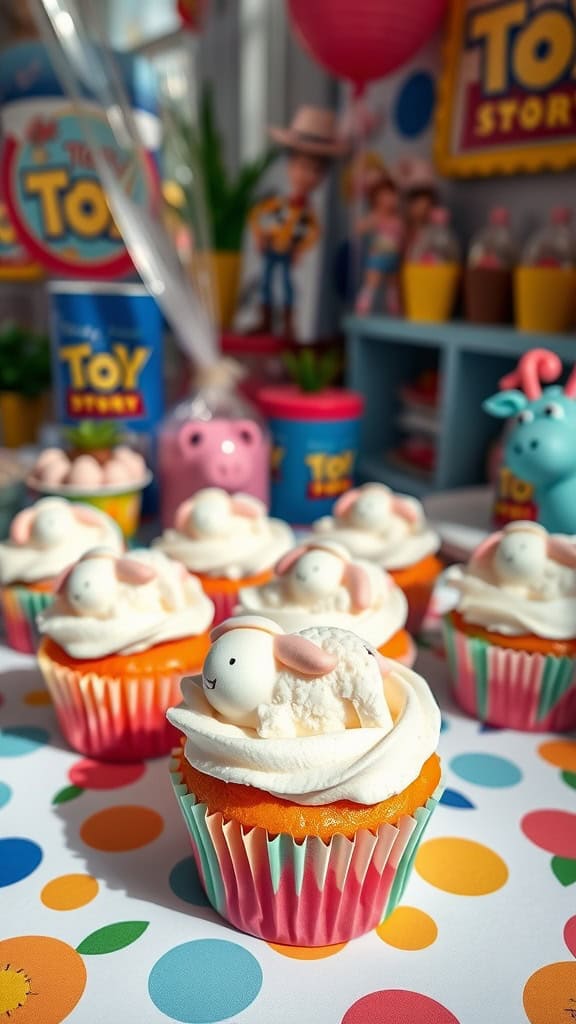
[{"left": 159, "top": 418, "right": 270, "bottom": 528}]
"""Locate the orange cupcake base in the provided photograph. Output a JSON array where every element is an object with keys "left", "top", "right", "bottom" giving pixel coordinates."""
[{"left": 390, "top": 555, "right": 443, "bottom": 634}]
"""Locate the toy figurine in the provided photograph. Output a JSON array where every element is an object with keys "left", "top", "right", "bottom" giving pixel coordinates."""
[
  {"left": 249, "top": 106, "right": 346, "bottom": 339},
  {"left": 396, "top": 157, "right": 438, "bottom": 257},
  {"left": 354, "top": 172, "right": 404, "bottom": 316}
]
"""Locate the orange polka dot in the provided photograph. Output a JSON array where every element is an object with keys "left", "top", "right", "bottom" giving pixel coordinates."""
[
  {"left": 415, "top": 837, "right": 508, "bottom": 895},
  {"left": 80, "top": 805, "right": 163, "bottom": 852},
  {"left": 268, "top": 941, "right": 347, "bottom": 959},
  {"left": 41, "top": 874, "right": 99, "bottom": 911},
  {"left": 538, "top": 740, "right": 576, "bottom": 774},
  {"left": 0, "top": 935, "right": 86, "bottom": 1023},
  {"left": 23, "top": 689, "right": 52, "bottom": 706},
  {"left": 376, "top": 906, "right": 438, "bottom": 950},
  {"left": 523, "top": 961, "right": 576, "bottom": 1023}
]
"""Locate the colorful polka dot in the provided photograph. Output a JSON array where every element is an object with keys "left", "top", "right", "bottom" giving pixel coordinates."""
[
  {"left": 538, "top": 739, "right": 576, "bottom": 773},
  {"left": 376, "top": 907, "right": 437, "bottom": 950},
  {"left": 0, "top": 782, "right": 11, "bottom": 809},
  {"left": 69, "top": 759, "right": 145, "bottom": 790},
  {"left": 41, "top": 874, "right": 99, "bottom": 911},
  {"left": 450, "top": 752, "right": 522, "bottom": 788},
  {"left": 522, "top": 810, "right": 576, "bottom": 859},
  {"left": 393, "top": 71, "right": 436, "bottom": 138},
  {"left": 169, "top": 857, "right": 209, "bottom": 908},
  {"left": 0, "top": 837, "right": 42, "bottom": 887},
  {"left": 523, "top": 962, "right": 576, "bottom": 1023},
  {"left": 440, "top": 789, "right": 475, "bottom": 809},
  {"left": 415, "top": 837, "right": 508, "bottom": 895},
  {"left": 268, "top": 941, "right": 347, "bottom": 959},
  {"left": 564, "top": 916, "right": 576, "bottom": 958},
  {"left": 552, "top": 856, "right": 576, "bottom": 887},
  {"left": 23, "top": 689, "right": 52, "bottom": 706},
  {"left": 0, "top": 935, "right": 86, "bottom": 1023},
  {"left": 0, "top": 726, "right": 49, "bottom": 757},
  {"left": 342, "top": 989, "right": 460, "bottom": 1023},
  {"left": 148, "top": 940, "right": 263, "bottom": 1022},
  {"left": 80, "top": 806, "right": 163, "bottom": 852}
]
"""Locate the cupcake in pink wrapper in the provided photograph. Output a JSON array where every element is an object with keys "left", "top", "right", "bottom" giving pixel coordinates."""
[
  {"left": 311, "top": 483, "right": 442, "bottom": 633},
  {"left": 237, "top": 539, "right": 416, "bottom": 666},
  {"left": 443, "top": 521, "right": 576, "bottom": 731},
  {"left": 0, "top": 497, "right": 123, "bottom": 654},
  {"left": 37, "top": 548, "right": 214, "bottom": 760},
  {"left": 153, "top": 488, "right": 294, "bottom": 625},
  {"left": 167, "top": 616, "right": 442, "bottom": 946}
]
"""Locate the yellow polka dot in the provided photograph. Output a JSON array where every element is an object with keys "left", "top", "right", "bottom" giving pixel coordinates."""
[
  {"left": 24, "top": 689, "right": 52, "bottom": 706},
  {"left": 523, "top": 961, "right": 576, "bottom": 1023},
  {"left": 41, "top": 873, "right": 99, "bottom": 911},
  {"left": 376, "top": 906, "right": 438, "bottom": 950},
  {"left": 415, "top": 837, "right": 508, "bottom": 895},
  {"left": 538, "top": 740, "right": 576, "bottom": 773},
  {"left": 268, "top": 941, "right": 347, "bottom": 959}
]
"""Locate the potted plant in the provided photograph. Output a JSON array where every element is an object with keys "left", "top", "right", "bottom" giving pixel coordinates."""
[
  {"left": 257, "top": 347, "right": 364, "bottom": 524},
  {"left": 0, "top": 322, "right": 51, "bottom": 447},
  {"left": 164, "top": 86, "right": 277, "bottom": 329}
]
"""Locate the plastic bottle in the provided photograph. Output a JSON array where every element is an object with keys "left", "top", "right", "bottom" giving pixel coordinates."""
[
  {"left": 522, "top": 207, "right": 574, "bottom": 268},
  {"left": 468, "top": 207, "right": 515, "bottom": 269},
  {"left": 410, "top": 207, "right": 460, "bottom": 265}
]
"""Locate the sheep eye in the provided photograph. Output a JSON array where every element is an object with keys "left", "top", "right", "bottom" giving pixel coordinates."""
[
  {"left": 229, "top": 658, "right": 236, "bottom": 665},
  {"left": 516, "top": 409, "right": 534, "bottom": 424},
  {"left": 364, "top": 647, "right": 375, "bottom": 656},
  {"left": 543, "top": 402, "right": 564, "bottom": 420}
]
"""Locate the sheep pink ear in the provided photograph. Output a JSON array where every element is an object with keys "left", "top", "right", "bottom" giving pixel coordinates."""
[
  {"left": 73, "top": 504, "right": 104, "bottom": 527},
  {"left": 52, "top": 563, "right": 75, "bottom": 596},
  {"left": 275, "top": 545, "right": 308, "bottom": 576},
  {"left": 273, "top": 634, "right": 337, "bottom": 677},
  {"left": 115, "top": 558, "right": 157, "bottom": 585},
  {"left": 344, "top": 563, "right": 372, "bottom": 610},
  {"left": 391, "top": 497, "right": 419, "bottom": 524},
  {"left": 210, "top": 618, "right": 240, "bottom": 642},
  {"left": 547, "top": 537, "right": 576, "bottom": 569},
  {"left": 470, "top": 533, "right": 502, "bottom": 569},
  {"left": 375, "top": 650, "right": 398, "bottom": 675},
  {"left": 333, "top": 489, "right": 361, "bottom": 519},
  {"left": 231, "top": 495, "right": 264, "bottom": 519},
  {"left": 9, "top": 508, "right": 35, "bottom": 545},
  {"left": 175, "top": 498, "right": 195, "bottom": 533}
]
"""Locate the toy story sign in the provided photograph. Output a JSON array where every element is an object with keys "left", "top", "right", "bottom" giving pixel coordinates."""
[{"left": 435, "top": 0, "right": 576, "bottom": 176}]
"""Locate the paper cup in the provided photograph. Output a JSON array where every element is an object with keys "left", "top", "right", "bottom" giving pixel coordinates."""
[
  {"left": 0, "top": 584, "right": 53, "bottom": 653},
  {"left": 402, "top": 264, "right": 460, "bottom": 323}
]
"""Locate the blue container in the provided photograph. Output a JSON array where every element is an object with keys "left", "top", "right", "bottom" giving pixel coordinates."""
[{"left": 257, "top": 386, "right": 364, "bottom": 524}]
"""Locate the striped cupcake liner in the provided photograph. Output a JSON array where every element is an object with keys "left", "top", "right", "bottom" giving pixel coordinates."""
[
  {"left": 169, "top": 755, "right": 441, "bottom": 946},
  {"left": 442, "top": 615, "right": 576, "bottom": 732},
  {"left": 0, "top": 585, "right": 54, "bottom": 654}
]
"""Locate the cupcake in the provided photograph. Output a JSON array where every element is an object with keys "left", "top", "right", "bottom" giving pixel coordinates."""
[
  {"left": 168, "top": 616, "right": 442, "bottom": 946},
  {"left": 37, "top": 547, "right": 214, "bottom": 760},
  {"left": 237, "top": 539, "right": 415, "bottom": 665},
  {"left": 443, "top": 521, "right": 576, "bottom": 731},
  {"left": 312, "top": 483, "right": 442, "bottom": 633},
  {"left": 153, "top": 488, "right": 294, "bottom": 625},
  {"left": 0, "top": 497, "right": 122, "bottom": 654}
]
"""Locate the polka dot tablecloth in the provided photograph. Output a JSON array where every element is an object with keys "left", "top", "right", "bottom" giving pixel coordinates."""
[{"left": 1, "top": 626, "right": 575, "bottom": 1023}]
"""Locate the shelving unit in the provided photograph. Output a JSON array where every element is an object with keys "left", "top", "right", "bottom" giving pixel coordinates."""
[{"left": 345, "top": 315, "right": 576, "bottom": 496}]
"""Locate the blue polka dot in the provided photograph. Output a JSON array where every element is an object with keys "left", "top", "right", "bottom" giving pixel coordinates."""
[
  {"left": 148, "top": 940, "right": 262, "bottom": 1023},
  {"left": 169, "top": 857, "right": 209, "bottom": 908},
  {"left": 0, "top": 837, "right": 42, "bottom": 886},
  {"left": 394, "top": 71, "right": 435, "bottom": 138},
  {"left": 0, "top": 782, "right": 11, "bottom": 809},
  {"left": 450, "top": 752, "right": 522, "bottom": 788},
  {"left": 0, "top": 726, "right": 49, "bottom": 757},
  {"left": 440, "top": 788, "right": 475, "bottom": 809}
]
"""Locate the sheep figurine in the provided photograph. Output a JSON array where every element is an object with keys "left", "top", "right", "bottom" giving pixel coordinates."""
[
  {"left": 193, "top": 615, "right": 395, "bottom": 738},
  {"left": 54, "top": 548, "right": 157, "bottom": 619},
  {"left": 333, "top": 483, "right": 419, "bottom": 533},
  {"left": 272, "top": 541, "right": 376, "bottom": 613},
  {"left": 470, "top": 521, "right": 576, "bottom": 599},
  {"left": 10, "top": 498, "right": 107, "bottom": 548},
  {"left": 174, "top": 488, "right": 265, "bottom": 539}
]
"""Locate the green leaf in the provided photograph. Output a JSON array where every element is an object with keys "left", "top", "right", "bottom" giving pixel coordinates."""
[
  {"left": 551, "top": 856, "right": 576, "bottom": 886},
  {"left": 65, "top": 420, "right": 122, "bottom": 451},
  {"left": 52, "top": 784, "right": 84, "bottom": 805},
  {"left": 562, "top": 771, "right": 576, "bottom": 790},
  {"left": 76, "top": 921, "right": 149, "bottom": 955}
]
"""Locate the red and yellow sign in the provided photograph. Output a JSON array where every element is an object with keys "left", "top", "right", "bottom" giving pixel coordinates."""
[{"left": 435, "top": 0, "right": 576, "bottom": 176}]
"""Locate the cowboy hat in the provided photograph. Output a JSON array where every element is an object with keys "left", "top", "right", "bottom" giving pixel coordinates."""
[{"left": 269, "top": 106, "right": 348, "bottom": 157}]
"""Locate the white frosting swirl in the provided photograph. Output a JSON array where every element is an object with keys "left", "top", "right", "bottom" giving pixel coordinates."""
[
  {"left": 38, "top": 548, "right": 214, "bottom": 658},
  {"left": 168, "top": 657, "right": 440, "bottom": 806},
  {"left": 0, "top": 498, "right": 122, "bottom": 584}
]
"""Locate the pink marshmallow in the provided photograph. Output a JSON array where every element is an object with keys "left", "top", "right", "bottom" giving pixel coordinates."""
[{"left": 67, "top": 455, "right": 103, "bottom": 487}]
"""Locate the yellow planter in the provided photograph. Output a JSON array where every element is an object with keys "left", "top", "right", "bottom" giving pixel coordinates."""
[
  {"left": 210, "top": 251, "right": 242, "bottom": 330},
  {"left": 0, "top": 393, "right": 45, "bottom": 447},
  {"left": 514, "top": 266, "right": 575, "bottom": 333},
  {"left": 402, "top": 263, "right": 461, "bottom": 323}
]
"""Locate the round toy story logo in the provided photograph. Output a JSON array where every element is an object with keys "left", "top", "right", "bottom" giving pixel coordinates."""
[{"left": 1, "top": 105, "right": 157, "bottom": 278}]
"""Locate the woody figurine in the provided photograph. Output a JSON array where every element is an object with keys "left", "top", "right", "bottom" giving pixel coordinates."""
[{"left": 249, "top": 106, "right": 346, "bottom": 339}]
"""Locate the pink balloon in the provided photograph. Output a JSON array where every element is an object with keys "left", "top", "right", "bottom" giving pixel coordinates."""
[{"left": 288, "top": 0, "right": 447, "bottom": 87}]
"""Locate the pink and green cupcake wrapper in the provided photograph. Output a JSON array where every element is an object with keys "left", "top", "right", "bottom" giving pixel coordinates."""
[
  {"left": 169, "top": 754, "right": 441, "bottom": 947},
  {"left": 442, "top": 615, "right": 576, "bottom": 732},
  {"left": 0, "top": 585, "right": 54, "bottom": 654}
]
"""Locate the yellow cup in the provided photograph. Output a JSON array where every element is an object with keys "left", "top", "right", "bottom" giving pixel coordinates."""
[
  {"left": 66, "top": 489, "right": 143, "bottom": 541},
  {"left": 514, "top": 266, "right": 574, "bottom": 333},
  {"left": 402, "top": 263, "right": 460, "bottom": 323}
]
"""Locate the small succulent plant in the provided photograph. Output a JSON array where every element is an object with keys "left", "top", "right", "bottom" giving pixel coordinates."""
[
  {"left": 64, "top": 421, "right": 122, "bottom": 463},
  {"left": 283, "top": 347, "right": 342, "bottom": 393}
]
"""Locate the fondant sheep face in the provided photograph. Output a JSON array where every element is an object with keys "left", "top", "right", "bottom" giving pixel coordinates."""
[
  {"left": 493, "top": 527, "right": 548, "bottom": 584},
  {"left": 201, "top": 626, "right": 279, "bottom": 727},
  {"left": 285, "top": 548, "right": 346, "bottom": 603},
  {"left": 10, "top": 499, "right": 104, "bottom": 548},
  {"left": 175, "top": 489, "right": 264, "bottom": 539},
  {"left": 31, "top": 502, "right": 75, "bottom": 547},
  {"left": 339, "top": 487, "right": 391, "bottom": 529},
  {"left": 66, "top": 557, "right": 117, "bottom": 618}
]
